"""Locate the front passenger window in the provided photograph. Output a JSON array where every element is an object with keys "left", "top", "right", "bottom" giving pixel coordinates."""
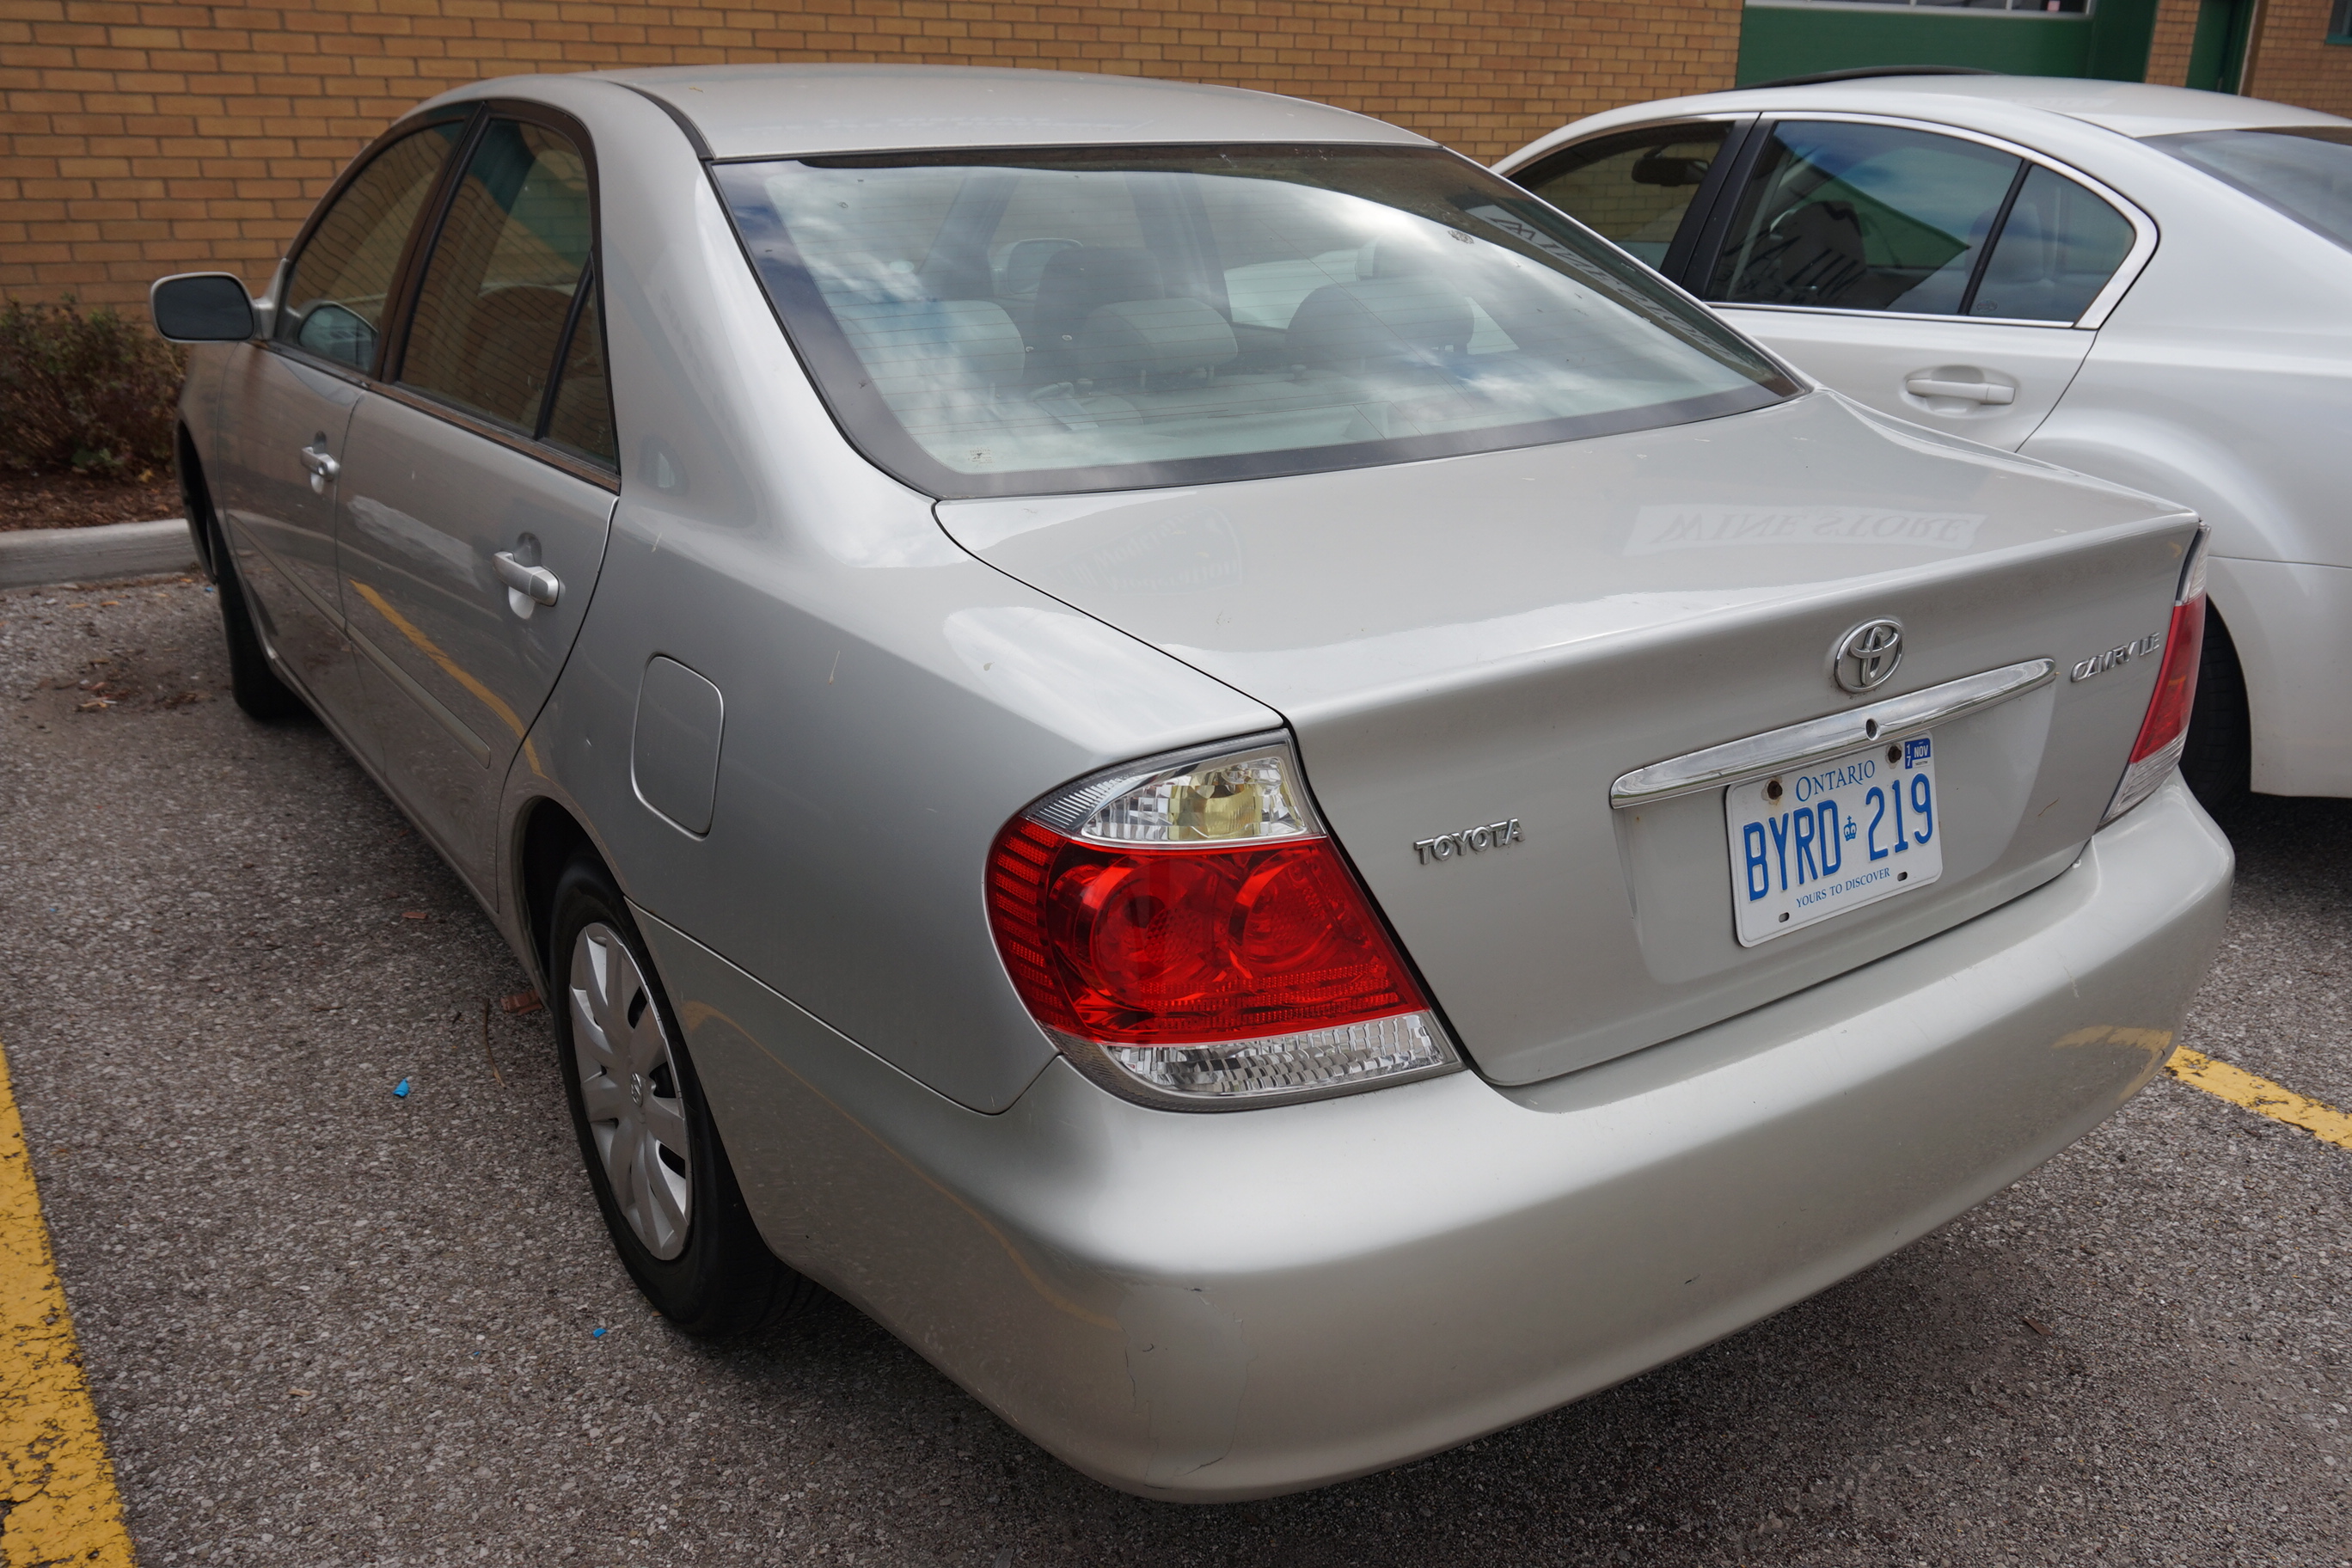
[
  {"left": 277, "top": 119, "right": 467, "bottom": 371},
  {"left": 399, "top": 119, "right": 595, "bottom": 432},
  {"left": 1513, "top": 124, "right": 1732, "bottom": 268},
  {"left": 1707, "top": 123, "right": 2022, "bottom": 315}
]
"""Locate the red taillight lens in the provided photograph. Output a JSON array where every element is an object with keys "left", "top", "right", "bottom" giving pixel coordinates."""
[
  {"left": 2127, "top": 593, "right": 2205, "bottom": 764},
  {"left": 2104, "top": 585, "right": 2208, "bottom": 824},
  {"left": 987, "top": 818, "right": 1427, "bottom": 1046}
]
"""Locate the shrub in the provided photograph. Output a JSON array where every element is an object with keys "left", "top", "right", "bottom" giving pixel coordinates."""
[{"left": 0, "top": 296, "right": 187, "bottom": 481}]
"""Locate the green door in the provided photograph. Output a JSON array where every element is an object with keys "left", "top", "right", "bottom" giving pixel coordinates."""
[{"left": 2184, "top": 0, "right": 2256, "bottom": 91}]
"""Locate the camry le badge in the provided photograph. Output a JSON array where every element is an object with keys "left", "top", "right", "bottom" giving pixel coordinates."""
[
  {"left": 1830, "top": 618, "right": 1905, "bottom": 694},
  {"left": 2071, "top": 631, "right": 2164, "bottom": 682}
]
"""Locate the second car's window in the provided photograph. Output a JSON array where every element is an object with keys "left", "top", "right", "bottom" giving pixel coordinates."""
[
  {"left": 1512, "top": 125, "right": 1732, "bottom": 267},
  {"left": 399, "top": 119, "right": 595, "bottom": 432},
  {"left": 1966, "top": 166, "right": 2135, "bottom": 322},
  {"left": 1706, "top": 122, "right": 2023, "bottom": 315},
  {"left": 276, "top": 120, "right": 467, "bottom": 371}
]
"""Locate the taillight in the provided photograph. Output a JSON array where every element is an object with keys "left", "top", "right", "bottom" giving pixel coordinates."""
[
  {"left": 2103, "top": 526, "right": 2209, "bottom": 824},
  {"left": 987, "top": 736, "right": 1460, "bottom": 1109}
]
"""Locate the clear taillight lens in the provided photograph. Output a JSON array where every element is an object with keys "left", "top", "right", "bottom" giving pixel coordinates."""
[
  {"left": 2103, "top": 527, "right": 2209, "bottom": 824},
  {"left": 987, "top": 737, "right": 1460, "bottom": 1109}
]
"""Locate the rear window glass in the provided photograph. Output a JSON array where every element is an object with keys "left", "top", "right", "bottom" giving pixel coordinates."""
[
  {"left": 2153, "top": 126, "right": 2352, "bottom": 253},
  {"left": 714, "top": 145, "right": 1795, "bottom": 499}
]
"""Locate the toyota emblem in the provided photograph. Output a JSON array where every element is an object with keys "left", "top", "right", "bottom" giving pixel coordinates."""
[{"left": 1830, "top": 618, "right": 1905, "bottom": 694}]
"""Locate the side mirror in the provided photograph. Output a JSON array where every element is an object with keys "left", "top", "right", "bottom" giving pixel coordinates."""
[{"left": 150, "top": 273, "right": 258, "bottom": 342}]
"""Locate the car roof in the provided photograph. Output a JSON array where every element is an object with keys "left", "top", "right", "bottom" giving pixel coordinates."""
[
  {"left": 1502, "top": 76, "right": 2351, "bottom": 168},
  {"left": 576, "top": 64, "right": 1428, "bottom": 161}
]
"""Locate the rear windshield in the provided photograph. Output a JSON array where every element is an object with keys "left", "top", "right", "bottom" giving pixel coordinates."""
[
  {"left": 2152, "top": 126, "right": 2352, "bottom": 254},
  {"left": 714, "top": 145, "right": 1796, "bottom": 499}
]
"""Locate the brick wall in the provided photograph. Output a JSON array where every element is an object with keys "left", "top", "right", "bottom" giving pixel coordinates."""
[
  {"left": 1, "top": 0, "right": 1746, "bottom": 309},
  {"left": 2144, "top": 0, "right": 2352, "bottom": 111},
  {"left": 2143, "top": 0, "right": 2202, "bottom": 85},
  {"left": 2245, "top": 0, "right": 2352, "bottom": 115}
]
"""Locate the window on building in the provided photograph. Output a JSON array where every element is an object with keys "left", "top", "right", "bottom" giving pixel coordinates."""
[{"left": 2331, "top": 0, "right": 2352, "bottom": 40}]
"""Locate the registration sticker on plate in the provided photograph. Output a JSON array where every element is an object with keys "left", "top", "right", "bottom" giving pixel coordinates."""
[{"left": 1724, "top": 734, "right": 1943, "bottom": 946}]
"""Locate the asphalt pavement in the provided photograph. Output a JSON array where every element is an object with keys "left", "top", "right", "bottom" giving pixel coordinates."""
[{"left": 1, "top": 575, "right": 2345, "bottom": 1567}]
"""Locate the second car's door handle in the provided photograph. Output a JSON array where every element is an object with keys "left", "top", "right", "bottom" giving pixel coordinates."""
[
  {"left": 1904, "top": 376, "right": 2017, "bottom": 406},
  {"left": 493, "top": 551, "right": 561, "bottom": 607}
]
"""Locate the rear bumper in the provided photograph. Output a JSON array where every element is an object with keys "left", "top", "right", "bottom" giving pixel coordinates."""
[{"left": 646, "top": 775, "right": 2231, "bottom": 1501}]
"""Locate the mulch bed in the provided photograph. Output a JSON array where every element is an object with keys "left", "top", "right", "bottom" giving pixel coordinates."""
[{"left": 0, "top": 471, "right": 181, "bottom": 532}]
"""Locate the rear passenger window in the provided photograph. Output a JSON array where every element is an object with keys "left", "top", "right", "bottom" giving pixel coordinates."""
[
  {"left": 1707, "top": 122, "right": 2022, "bottom": 315},
  {"left": 1968, "top": 166, "right": 2136, "bottom": 322},
  {"left": 542, "top": 284, "right": 616, "bottom": 467},
  {"left": 277, "top": 120, "right": 466, "bottom": 371},
  {"left": 399, "top": 119, "right": 594, "bottom": 432},
  {"left": 1512, "top": 124, "right": 1732, "bottom": 268}
]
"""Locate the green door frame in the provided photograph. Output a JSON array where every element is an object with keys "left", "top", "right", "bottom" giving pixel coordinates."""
[
  {"left": 2185, "top": 0, "right": 2257, "bottom": 91},
  {"left": 1736, "top": 0, "right": 2165, "bottom": 86}
]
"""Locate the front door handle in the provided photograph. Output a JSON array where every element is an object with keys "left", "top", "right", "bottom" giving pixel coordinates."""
[
  {"left": 1903, "top": 375, "right": 2016, "bottom": 406},
  {"left": 493, "top": 550, "right": 560, "bottom": 609},
  {"left": 298, "top": 440, "right": 340, "bottom": 493}
]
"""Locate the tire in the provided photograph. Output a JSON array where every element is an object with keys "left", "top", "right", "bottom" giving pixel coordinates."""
[
  {"left": 186, "top": 464, "right": 308, "bottom": 722},
  {"left": 2181, "top": 608, "right": 2250, "bottom": 809},
  {"left": 548, "top": 852, "right": 815, "bottom": 1338}
]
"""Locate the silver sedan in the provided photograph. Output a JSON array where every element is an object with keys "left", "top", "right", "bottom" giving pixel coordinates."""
[{"left": 150, "top": 64, "right": 2230, "bottom": 1500}]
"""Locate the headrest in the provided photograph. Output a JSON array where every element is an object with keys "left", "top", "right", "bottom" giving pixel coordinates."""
[
  {"left": 1075, "top": 297, "right": 1238, "bottom": 382},
  {"left": 1285, "top": 278, "right": 1473, "bottom": 367},
  {"left": 1032, "top": 247, "right": 1164, "bottom": 350},
  {"left": 832, "top": 298, "right": 1026, "bottom": 395}
]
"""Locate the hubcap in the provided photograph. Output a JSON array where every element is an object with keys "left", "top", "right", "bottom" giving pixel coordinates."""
[{"left": 568, "top": 922, "right": 693, "bottom": 1259}]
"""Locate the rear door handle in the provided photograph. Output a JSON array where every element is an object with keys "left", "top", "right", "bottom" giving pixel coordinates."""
[
  {"left": 1904, "top": 376, "right": 2016, "bottom": 406},
  {"left": 493, "top": 551, "right": 560, "bottom": 608},
  {"left": 298, "top": 441, "right": 340, "bottom": 493}
]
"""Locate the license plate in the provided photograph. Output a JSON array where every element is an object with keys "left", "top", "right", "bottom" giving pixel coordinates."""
[{"left": 1725, "top": 734, "right": 1943, "bottom": 946}]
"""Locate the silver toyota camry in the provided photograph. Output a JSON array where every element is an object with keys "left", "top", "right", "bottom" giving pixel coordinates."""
[{"left": 150, "top": 64, "right": 2232, "bottom": 1501}]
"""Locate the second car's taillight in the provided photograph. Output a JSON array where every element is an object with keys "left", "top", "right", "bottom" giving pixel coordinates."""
[
  {"left": 2104, "top": 526, "right": 2210, "bottom": 824},
  {"left": 986, "top": 736, "right": 1460, "bottom": 1109}
]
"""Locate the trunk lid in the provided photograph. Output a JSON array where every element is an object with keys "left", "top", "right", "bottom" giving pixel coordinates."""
[{"left": 939, "top": 391, "right": 2200, "bottom": 1085}]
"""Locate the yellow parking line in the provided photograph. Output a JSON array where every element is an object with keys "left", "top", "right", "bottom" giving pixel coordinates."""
[
  {"left": 0, "top": 1033, "right": 137, "bottom": 1566},
  {"left": 2166, "top": 1047, "right": 2352, "bottom": 1151}
]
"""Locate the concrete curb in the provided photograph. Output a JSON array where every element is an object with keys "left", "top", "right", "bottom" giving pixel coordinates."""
[{"left": 0, "top": 518, "right": 199, "bottom": 591}]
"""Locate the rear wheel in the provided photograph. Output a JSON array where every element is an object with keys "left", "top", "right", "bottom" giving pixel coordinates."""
[
  {"left": 548, "top": 852, "right": 815, "bottom": 1337},
  {"left": 182, "top": 452, "right": 306, "bottom": 722},
  {"left": 2181, "top": 609, "right": 2250, "bottom": 809}
]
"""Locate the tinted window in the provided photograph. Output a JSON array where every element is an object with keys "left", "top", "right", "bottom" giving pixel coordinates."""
[
  {"left": 717, "top": 145, "right": 1792, "bottom": 500},
  {"left": 1708, "top": 123, "right": 2022, "bottom": 315},
  {"left": 400, "top": 119, "right": 594, "bottom": 432},
  {"left": 1514, "top": 124, "right": 1731, "bottom": 267},
  {"left": 2155, "top": 126, "right": 2352, "bottom": 254},
  {"left": 542, "top": 284, "right": 616, "bottom": 467},
  {"left": 277, "top": 120, "right": 466, "bottom": 371},
  {"left": 1968, "top": 166, "right": 2135, "bottom": 322}
]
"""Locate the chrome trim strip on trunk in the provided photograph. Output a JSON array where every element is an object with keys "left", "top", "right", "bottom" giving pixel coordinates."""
[{"left": 1609, "top": 658, "right": 2056, "bottom": 809}]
